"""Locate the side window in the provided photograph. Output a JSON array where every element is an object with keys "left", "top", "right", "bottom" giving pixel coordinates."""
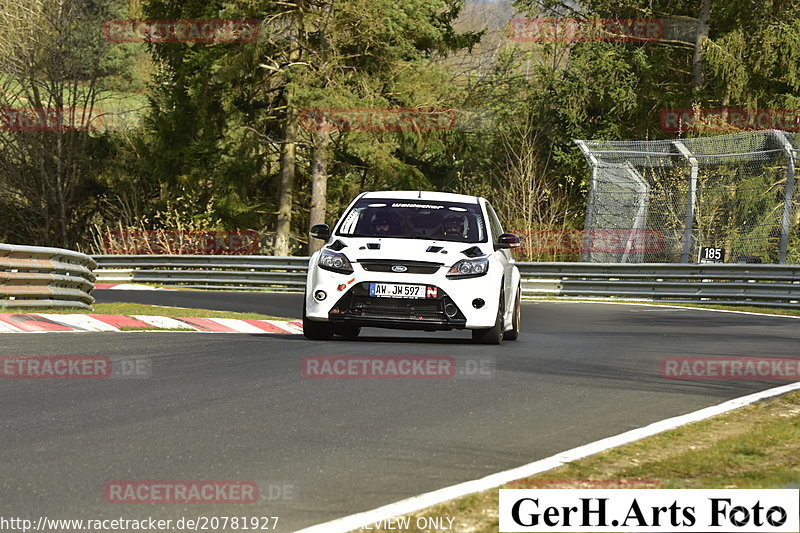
[{"left": 485, "top": 203, "right": 503, "bottom": 241}]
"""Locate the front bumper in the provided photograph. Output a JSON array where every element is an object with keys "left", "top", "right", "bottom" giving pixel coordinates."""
[
  {"left": 327, "top": 283, "right": 466, "bottom": 331},
  {"left": 304, "top": 255, "right": 505, "bottom": 330}
]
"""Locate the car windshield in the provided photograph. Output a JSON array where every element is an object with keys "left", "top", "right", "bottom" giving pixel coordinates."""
[{"left": 335, "top": 198, "right": 487, "bottom": 243}]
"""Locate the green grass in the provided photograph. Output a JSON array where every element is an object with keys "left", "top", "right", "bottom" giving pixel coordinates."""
[
  {"left": 0, "top": 302, "right": 294, "bottom": 321},
  {"left": 647, "top": 302, "right": 800, "bottom": 318},
  {"left": 354, "top": 391, "right": 800, "bottom": 533}
]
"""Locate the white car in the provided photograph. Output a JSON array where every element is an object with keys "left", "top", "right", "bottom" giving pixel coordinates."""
[{"left": 302, "top": 191, "right": 522, "bottom": 344}]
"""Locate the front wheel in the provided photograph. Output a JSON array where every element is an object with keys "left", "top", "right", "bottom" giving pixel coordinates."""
[
  {"left": 472, "top": 292, "right": 504, "bottom": 345},
  {"left": 303, "top": 297, "right": 333, "bottom": 340},
  {"left": 504, "top": 286, "right": 521, "bottom": 341}
]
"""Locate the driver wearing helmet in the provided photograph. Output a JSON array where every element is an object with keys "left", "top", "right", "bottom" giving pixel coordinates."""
[
  {"left": 371, "top": 215, "right": 394, "bottom": 236},
  {"left": 442, "top": 214, "right": 466, "bottom": 239}
]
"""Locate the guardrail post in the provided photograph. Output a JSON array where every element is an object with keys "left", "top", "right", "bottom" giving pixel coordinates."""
[
  {"left": 674, "top": 141, "right": 697, "bottom": 263},
  {"left": 773, "top": 131, "right": 796, "bottom": 264}
]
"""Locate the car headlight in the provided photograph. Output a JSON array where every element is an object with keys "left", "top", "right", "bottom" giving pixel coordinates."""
[
  {"left": 318, "top": 249, "right": 354, "bottom": 274},
  {"left": 446, "top": 257, "right": 489, "bottom": 279}
]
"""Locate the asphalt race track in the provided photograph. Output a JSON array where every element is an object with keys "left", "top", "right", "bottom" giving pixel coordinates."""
[{"left": 2, "top": 292, "right": 800, "bottom": 531}]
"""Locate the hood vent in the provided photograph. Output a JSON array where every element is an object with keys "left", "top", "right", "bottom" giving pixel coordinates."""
[
  {"left": 461, "top": 246, "right": 484, "bottom": 258},
  {"left": 327, "top": 240, "right": 347, "bottom": 251},
  {"left": 426, "top": 246, "right": 443, "bottom": 253},
  {"left": 366, "top": 243, "right": 381, "bottom": 250}
]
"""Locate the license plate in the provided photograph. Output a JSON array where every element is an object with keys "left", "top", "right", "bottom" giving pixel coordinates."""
[{"left": 369, "top": 283, "right": 425, "bottom": 299}]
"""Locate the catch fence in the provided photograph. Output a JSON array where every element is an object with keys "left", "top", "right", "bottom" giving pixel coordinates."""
[{"left": 577, "top": 130, "right": 799, "bottom": 264}]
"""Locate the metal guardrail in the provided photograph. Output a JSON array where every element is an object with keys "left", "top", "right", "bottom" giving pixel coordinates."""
[
  {"left": 518, "top": 262, "right": 800, "bottom": 308},
  {"left": 94, "top": 255, "right": 308, "bottom": 291},
  {"left": 93, "top": 256, "right": 800, "bottom": 308},
  {"left": 1, "top": 244, "right": 97, "bottom": 310}
]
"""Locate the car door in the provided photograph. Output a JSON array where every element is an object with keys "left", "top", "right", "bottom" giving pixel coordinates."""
[{"left": 484, "top": 201, "right": 514, "bottom": 310}]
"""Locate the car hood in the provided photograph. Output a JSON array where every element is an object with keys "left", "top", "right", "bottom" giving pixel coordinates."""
[{"left": 331, "top": 237, "right": 491, "bottom": 263}]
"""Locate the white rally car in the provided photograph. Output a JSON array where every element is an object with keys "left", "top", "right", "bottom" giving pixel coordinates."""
[{"left": 302, "top": 191, "right": 521, "bottom": 344}]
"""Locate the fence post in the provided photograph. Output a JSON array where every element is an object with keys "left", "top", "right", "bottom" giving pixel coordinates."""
[
  {"left": 576, "top": 140, "right": 598, "bottom": 262},
  {"left": 773, "top": 131, "right": 796, "bottom": 264},
  {"left": 673, "top": 141, "right": 697, "bottom": 263}
]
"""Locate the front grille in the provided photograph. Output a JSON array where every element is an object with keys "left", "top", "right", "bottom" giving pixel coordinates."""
[
  {"left": 329, "top": 283, "right": 466, "bottom": 327},
  {"left": 358, "top": 259, "right": 442, "bottom": 274},
  {"left": 348, "top": 295, "right": 443, "bottom": 319}
]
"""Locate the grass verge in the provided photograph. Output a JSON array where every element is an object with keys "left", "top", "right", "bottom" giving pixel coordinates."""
[
  {"left": 355, "top": 390, "right": 800, "bottom": 533},
  {"left": 0, "top": 303, "right": 292, "bottom": 321},
  {"left": 646, "top": 302, "right": 800, "bottom": 318}
]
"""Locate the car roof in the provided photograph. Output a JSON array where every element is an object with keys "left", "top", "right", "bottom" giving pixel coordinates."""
[{"left": 359, "top": 190, "right": 483, "bottom": 204}]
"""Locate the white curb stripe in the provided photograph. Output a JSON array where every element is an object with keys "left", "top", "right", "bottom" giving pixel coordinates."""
[
  {"left": 35, "top": 314, "right": 120, "bottom": 332},
  {"left": 0, "top": 320, "right": 23, "bottom": 332},
  {"left": 291, "top": 381, "right": 800, "bottom": 533},
  {"left": 0, "top": 314, "right": 302, "bottom": 334},
  {"left": 110, "top": 284, "right": 163, "bottom": 290},
  {"left": 266, "top": 319, "right": 303, "bottom": 334},
  {"left": 131, "top": 315, "right": 199, "bottom": 330},
  {"left": 207, "top": 318, "right": 269, "bottom": 334}
]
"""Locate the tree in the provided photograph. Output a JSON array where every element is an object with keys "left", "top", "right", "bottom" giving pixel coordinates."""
[
  {"left": 141, "top": 0, "right": 289, "bottom": 242},
  {"left": 142, "top": 0, "right": 480, "bottom": 255},
  {"left": 0, "top": 0, "right": 130, "bottom": 248}
]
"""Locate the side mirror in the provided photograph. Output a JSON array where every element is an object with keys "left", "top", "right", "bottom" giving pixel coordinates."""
[
  {"left": 497, "top": 233, "right": 520, "bottom": 249},
  {"left": 310, "top": 224, "right": 331, "bottom": 241}
]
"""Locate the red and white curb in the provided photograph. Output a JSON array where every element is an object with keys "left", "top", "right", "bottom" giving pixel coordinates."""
[{"left": 0, "top": 313, "right": 303, "bottom": 334}]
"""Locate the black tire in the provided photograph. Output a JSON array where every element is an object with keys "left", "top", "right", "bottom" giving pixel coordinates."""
[
  {"left": 472, "top": 291, "right": 504, "bottom": 345},
  {"left": 504, "top": 286, "right": 521, "bottom": 341},
  {"left": 302, "top": 297, "right": 333, "bottom": 340},
  {"left": 334, "top": 325, "right": 361, "bottom": 339}
]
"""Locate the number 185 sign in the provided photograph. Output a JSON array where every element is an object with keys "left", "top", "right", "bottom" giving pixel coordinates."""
[{"left": 699, "top": 246, "right": 725, "bottom": 263}]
